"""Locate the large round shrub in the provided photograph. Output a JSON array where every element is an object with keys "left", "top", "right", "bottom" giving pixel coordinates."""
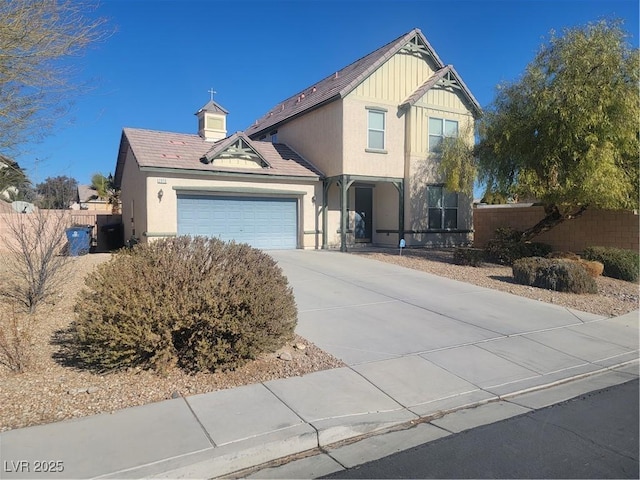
[
  {"left": 72, "top": 236, "right": 297, "bottom": 373},
  {"left": 512, "top": 257, "right": 597, "bottom": 294}
]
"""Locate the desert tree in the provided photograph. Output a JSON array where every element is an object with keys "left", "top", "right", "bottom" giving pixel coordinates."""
[
  {"left": 0, "top": 0, "right": 108, "bottom": 153},
  {"left": 1, "top": 209, "right": 71, "bottom": 314},
  {"left": 474, "top": 19, "right": 639, "bottom": 241},
  {"left": 36, "top": 175, "right": 78, "bottom": 209}
]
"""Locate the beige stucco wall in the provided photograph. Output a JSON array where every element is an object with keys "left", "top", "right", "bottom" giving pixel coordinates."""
[
  {"left": 143, "top": 173, "right": 321, "bottom": 249},
  {"left": 341, "top": 98, "right": 405, "bottom": 178},
  {"left": 373, "top": 182, "right": 402, "bottom": 246},
  {"left": 120, "top": 146, "right": 147, "bottom": 243},
  {"left": 277, "top": 101, "right": 343, "bottom": 177}
]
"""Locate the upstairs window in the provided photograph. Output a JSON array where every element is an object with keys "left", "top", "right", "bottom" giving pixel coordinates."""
[
  {"left": 367, "top": 109, "right": 386, "bottom": 150},
  {"left": 428, "top": 117, "right": 458, "bottom": 152},
  {"left": 427, "top": 185, "right": 458, "bottom": 230}
]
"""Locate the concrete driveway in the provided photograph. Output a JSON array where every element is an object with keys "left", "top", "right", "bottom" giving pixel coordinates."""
[
  {"left": 271, "top": 250, "right": 615, "bottom": 360},
  {"left": 2, "top": 249, "right": 636, "bottom": 480}
]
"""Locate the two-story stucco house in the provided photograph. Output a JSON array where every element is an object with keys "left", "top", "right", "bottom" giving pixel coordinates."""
[{"left": 114, "top": 28, "right": 481, "bottom": 250}]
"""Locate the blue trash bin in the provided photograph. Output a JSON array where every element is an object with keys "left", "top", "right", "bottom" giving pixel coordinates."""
[{"left": 66, "top": 226, "right": 92, "bottom": 256}]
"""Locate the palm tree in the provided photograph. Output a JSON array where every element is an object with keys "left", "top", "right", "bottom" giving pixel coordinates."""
[
  {"left": 90, "top": 173, "right": 109, "bottom": 200},
  {"left": 0, "top": 155, "right": 31, "bottom": 201}
]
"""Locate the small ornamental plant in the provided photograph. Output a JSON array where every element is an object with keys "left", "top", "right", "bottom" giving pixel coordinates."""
[
  {"left": 582, "top": 246, "right": 639, "bottom": 283},
  {"left": 71, "top": 236, "right": 297, "bottom": 373}
]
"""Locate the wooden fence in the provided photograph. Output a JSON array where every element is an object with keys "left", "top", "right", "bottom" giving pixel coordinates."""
[
  {"left": 474, "top": 204, "right": 639, "bottom": 253},
  {"left": 0, "top": 210, "right": 122, "bottom": 253}
]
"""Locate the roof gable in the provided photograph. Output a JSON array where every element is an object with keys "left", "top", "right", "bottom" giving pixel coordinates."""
[
  {"left": 246, "top": 28, "right": 473, "bottom": 137},
  {"left": 400, "top": 65, "right": 482, "bottom": 117},
  {"left": 201, "top": 132, "right": 271, "bottom": 169}
]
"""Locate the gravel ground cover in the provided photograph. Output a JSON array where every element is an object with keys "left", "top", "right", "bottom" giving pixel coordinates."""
[
  {"left": 0, "top": 253, "right": 344, "bottom": 432},
  {"left": 1, "top": 248, "right": 637, "bottom": 432}
]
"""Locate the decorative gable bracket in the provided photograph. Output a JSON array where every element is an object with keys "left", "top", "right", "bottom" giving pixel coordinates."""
[
  {"left": 201, "top": 135, "right": 271, "bottom": 168},
  {"left": 399, "top": 35, "right": 434, "bottom": 61},
  {"left": 436, "top": 70, "right": 462, "bottom": 91}
]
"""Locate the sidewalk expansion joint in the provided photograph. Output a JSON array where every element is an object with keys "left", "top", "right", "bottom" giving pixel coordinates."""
[
  {"left": 349, "top": 364, "right": 410, "bottom": 410},
  {"left": 180, "top": 395, "right": 217, "bottom": 448},
  {"left": 260, "top": 381, "right": 321, "bottom": 449}
]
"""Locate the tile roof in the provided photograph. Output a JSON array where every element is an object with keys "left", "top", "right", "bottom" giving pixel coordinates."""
[
  {"left": 77, "top": 184, "right": 100, "bottom": 203},
  {"left": 114, "top": 128, "right": 322, "bottom": 187},
  {"left": 245, "top": 28, "right": 480, "bottom": 138},
  {"left": 245, "top": 28, "right": 444, "bottom": 137}
]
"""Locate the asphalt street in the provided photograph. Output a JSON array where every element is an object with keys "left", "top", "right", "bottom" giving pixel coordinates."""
[{"left": 322, "top": 379, "right": 639, "bottom": 479}]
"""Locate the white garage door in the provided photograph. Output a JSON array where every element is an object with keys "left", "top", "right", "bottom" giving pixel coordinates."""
[{"left": 177, "top": 194, "right": 298, "bottom": 249}]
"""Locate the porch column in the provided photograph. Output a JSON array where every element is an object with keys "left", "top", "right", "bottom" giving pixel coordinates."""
[
  {"left": 393, "top": 180, "right": 405, "bottom": 244},
  {"left": 322, "top": 179, "right": 330, "bottom": 249},
  {"left": 338, "top": 175, "right": 354, "bottom": 252}
]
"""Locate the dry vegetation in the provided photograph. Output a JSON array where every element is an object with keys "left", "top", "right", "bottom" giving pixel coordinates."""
[
  {"left": 1, "top": 247, "right": 637, "bottom": 432},
  {"left": 0, "top": 253, "right": 343, "bottom": 432}
]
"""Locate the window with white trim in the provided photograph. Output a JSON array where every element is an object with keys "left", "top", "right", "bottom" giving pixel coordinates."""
[
  {"left": 427, "top": 185, "right": 458, "bottom": 230},
  {"left": 428, "top": 117, "right": 458, "bottom": 152},
  {"left": 367, "top": 109, "right": 385, "bottom": 150}
]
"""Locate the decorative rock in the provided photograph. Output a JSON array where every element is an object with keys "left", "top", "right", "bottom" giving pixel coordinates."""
[
  {"left": 294, "top": 343, "right": 306, "bottom": 351},
  {"left": 87, "top": 386, "right": 99, "bottom": 394},
  {"left": 67, "top": 388, "right": 88, "bottom": 395},
  {"left": 171, "top": 391, "right": 181, "bottom": 399},
  {"left": 278, "top": 352, "right": 293, "bottom": 361}
]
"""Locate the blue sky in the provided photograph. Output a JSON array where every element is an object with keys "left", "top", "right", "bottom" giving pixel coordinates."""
[{"left": 14, "top": 0, "right": 639, "bottom": 189}]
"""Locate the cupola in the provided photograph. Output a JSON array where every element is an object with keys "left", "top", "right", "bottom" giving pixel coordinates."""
[{"left": 195, "top": 98, "right": 228, "bottom": 142}]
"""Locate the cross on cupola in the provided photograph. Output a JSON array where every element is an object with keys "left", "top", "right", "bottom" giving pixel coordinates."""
[{"left": 208, "top": 87, "right": 217, "bottom": 101}]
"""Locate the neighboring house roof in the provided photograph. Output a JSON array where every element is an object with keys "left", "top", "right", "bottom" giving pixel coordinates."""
[
  {"left": 245, "top": 28, "right": 480, "bottom": 137},
  {"left": 114, "top": 128, "right": 322, "bottom": 187},
  {"left": 77, "top": 184, "right": 103, "bottom": 203}
]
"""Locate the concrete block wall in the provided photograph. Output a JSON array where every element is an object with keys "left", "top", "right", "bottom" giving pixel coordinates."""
[
  {"left": 473, "top": 205, "right": 639, "bottom": 253},
  {"left": 0, "top": 210, "right": 122, "bottom": 253}
]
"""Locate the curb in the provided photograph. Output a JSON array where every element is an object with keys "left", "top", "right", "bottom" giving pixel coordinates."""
[{"left": 143, "top": 360, "right": 639, "bottom": 479}]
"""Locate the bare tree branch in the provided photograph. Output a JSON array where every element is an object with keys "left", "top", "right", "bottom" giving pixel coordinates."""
[
  {"left": 0, "top": 0, "right": 109, "bottom": 152},
  {"left": 1, "top": 209, "right": 71, "bottom": 313}
]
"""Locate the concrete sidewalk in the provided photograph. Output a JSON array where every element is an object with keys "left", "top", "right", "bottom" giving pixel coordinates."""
[{"left": 1, "top": 251, "right": 638, "bottom": 479}]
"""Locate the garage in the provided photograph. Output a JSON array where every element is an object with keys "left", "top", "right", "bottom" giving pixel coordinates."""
[{"left": 177, "top": 194, "right": 298, "bottom": 249}]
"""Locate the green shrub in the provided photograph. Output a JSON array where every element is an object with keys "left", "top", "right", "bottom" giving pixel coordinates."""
[
  {"left": 71, "top": 236, "right": 297, "bottom": 373},
  {"left": 512, "top": 257, "right": 598, "bottom": 294},
  {"left": 485, "top": 228, "right": 552, "bottom": 265},
  {"left": 453, "top": 247, "right": 485, "bottom": 267},
  {"left": 582, "top": 246, "right": 639, "bottom": 283}
]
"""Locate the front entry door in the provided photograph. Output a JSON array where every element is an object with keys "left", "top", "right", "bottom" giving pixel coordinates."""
[{"left": 354, "top": 187, "right": 373, "bottom": 242}]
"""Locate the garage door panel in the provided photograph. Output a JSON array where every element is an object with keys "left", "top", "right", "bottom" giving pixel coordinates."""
[{"left": 177, "top": 195, "right": 298, "bottom": 249}]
